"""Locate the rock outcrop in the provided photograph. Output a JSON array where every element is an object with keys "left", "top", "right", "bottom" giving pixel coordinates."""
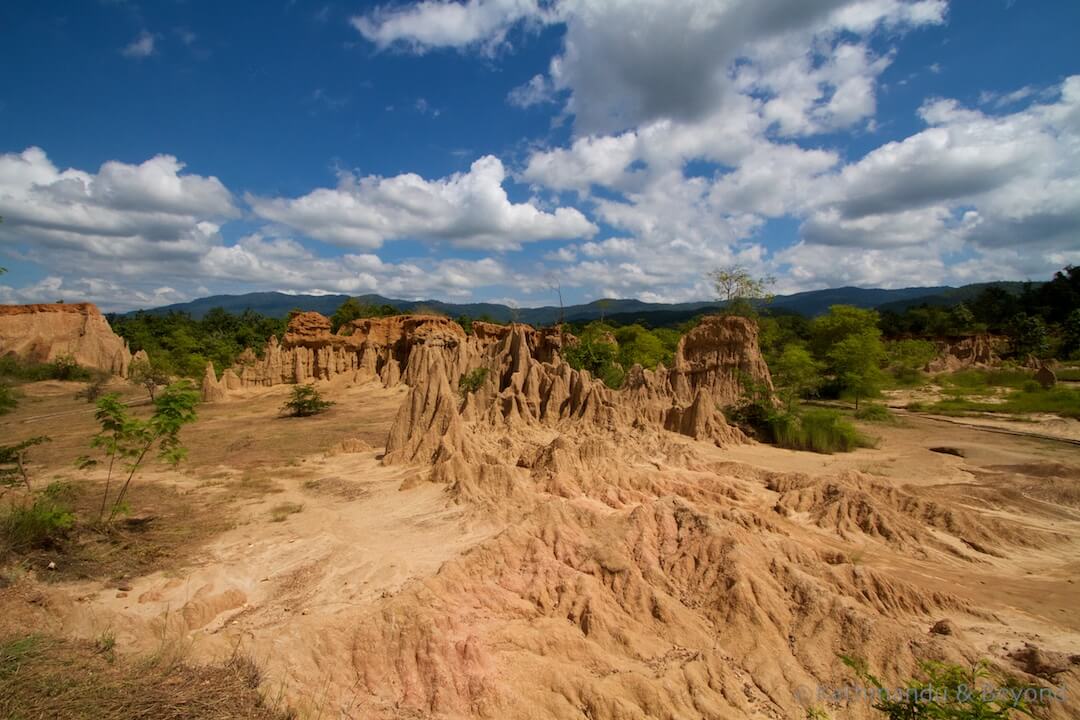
[
  {"left": 220, "top": 313, "right": 769, "bottom": 457},
  {"left": 201, "top": 361, "right": 228, "bottom": 403},
  {"left": 926, "top": 334, "right": 1003, "bottom": 373},
  {"left": 382, "top": 317, "right": 765, "bottom": 482},
  {"left": 0, "top": 302, "right": 133, "bottom": 376}
]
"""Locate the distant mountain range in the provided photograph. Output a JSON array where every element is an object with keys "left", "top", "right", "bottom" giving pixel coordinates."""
[{"left": 123, "top": 281, "right": 1030, "bottom": 326}]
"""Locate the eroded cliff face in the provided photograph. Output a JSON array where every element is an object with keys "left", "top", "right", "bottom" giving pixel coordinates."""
[
  {"left": 926, "top": 334, "right": 1004, "bottom": 373},
  {"left": 0, "top": 303, "right": 132, "bottom": 376},
  {"left": 214, "top": 312, "right": 768, "bottom": 451},
  {"left": 207, "top": 313, "right": 472, "bottom": 397},
  {"left": 381, "top": 317, "right": 775, "bottom": 476}
]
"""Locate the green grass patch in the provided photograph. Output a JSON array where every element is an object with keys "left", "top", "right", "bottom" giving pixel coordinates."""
[
  {"left": 1054, "top": 367, "right": 1080, "bottom": 382},
  {"left": 854, "top": 403, "right": 894, "bottom": 422},
  {"left": 923, "top": 386, "right": 1080, "bottom": 419},
  {"left": 769, "top": 409, "right": 876, "bottom": 454},
  {"left": 938, "top": 368, "right": 1034, "bottom": 392},
  {"left": 1, "top": 482, "right": 76, "bottom": 557}
]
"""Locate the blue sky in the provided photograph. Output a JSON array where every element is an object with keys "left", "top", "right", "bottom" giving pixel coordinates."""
[{"left": 1, "top": 0, "right": 1078, "bottom": 311}]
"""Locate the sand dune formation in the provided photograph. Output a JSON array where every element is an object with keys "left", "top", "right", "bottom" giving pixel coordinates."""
[{"left": 2, "top": 305, "right": 1079, "bottom": 719}]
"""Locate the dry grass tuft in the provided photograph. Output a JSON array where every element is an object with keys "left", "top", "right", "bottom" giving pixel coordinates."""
[
  {"left": 0, "top": 634, "right": 295, "bottom": 719},
  {"left": 269, "top": 502, "right": 303, "bottom": 523}
]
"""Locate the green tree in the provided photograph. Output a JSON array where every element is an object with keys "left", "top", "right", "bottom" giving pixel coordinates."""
[
  {"left": 809, "top": 305, "right": 882, "bottom": 359},
  {"left": 330, "top": 297, "right": 389, "bottom": 333},
  {"left": 614, "top": 324, "right": 674, "bottom": 369},
  {"left": 707, "top": 264, "right": 775, "bottom": 317},
  {"left": 1006, "top": 313, "right": 1049, "bottom": 358},
  {"left": 829, "top": 332, "right": 885, "bottom": 409},
  {"left": 948, "top": 302, "right": 975, "bottom": 335},
  {"left": 772, "top": 345, "right": 822, "bottom": 411}
]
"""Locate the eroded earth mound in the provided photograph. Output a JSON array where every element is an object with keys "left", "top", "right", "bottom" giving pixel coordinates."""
[{"left": 0, "top": 302, "right": 133, "bottom": 375}]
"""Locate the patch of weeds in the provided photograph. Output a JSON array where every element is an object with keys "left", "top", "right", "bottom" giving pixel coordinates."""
[
  {"left": 839, "top": 655, "right": 1047, "bottom": 720},
  {"left": 940, "top": 368, "right": 1035, "bottom": 391},
  {"left": 269, "top": 502, "right": 303, "bottom": 522},
  {"left": 94, "top": 630, "right": 117, "bottom": 662},
  {"left": 0, "top": 482, "right": 76, "bottom": 557},
  {"left": 0, "top": 633, "right": 296, "bottom": 719},
  {"left": 0, "top": 382, "right": 17, "bottom": 415},
  {"left": 854, "top": 403, "right": 894, "bottom": 423},
  {"left": 234, "top": 471, "right": 283, "bottom": 497}
]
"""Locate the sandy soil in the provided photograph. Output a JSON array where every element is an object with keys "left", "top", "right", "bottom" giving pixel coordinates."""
[{"left": 3, "top": 377, "right": 1079, "bottom": 718}]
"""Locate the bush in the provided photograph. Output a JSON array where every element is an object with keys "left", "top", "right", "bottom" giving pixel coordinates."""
[
  {"left": 48, "top": 355, "right": 91, "bottom": 381},
  {"left": 1, "top": 483, "right": 76, "bottom": 555},
  {"left": 0, "top": 355, "right": 92, "bottom": 383},
  {"left": 770, "top": 409, "right": 874, "bottom": 454},
  {"left": 1021, "top": 380, "right": 1042, "bottom": 393},
  {"left": 563, "top": 326, "right": 624, "bottom": 389},
  {"left": 0, "top": 436, "right": 50, "bottom": 492},
  {"left": 75, "top": 377, "right": 108, "bottom": 403},
  {"left": 841, "top": 656, "right": 1044, "bottom": 720},
  {"left": 280, "top": 385, "right": 333, "bottom": 417},
  {"left": 854, "top": 403, "right": 893, "bottom": 422},
  {"left": 0, "top": 383, "right": 16, "bottom": 415},
  {"left": 458, "top": 367, "right": 489, "bottom": 393}
]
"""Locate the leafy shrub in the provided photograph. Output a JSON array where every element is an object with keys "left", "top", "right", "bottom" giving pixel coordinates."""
[
  {"left": 280, "top": 385, "right": 333, "bottom": 417},
  {"left": 1021, "top": 380, "right": 1042, "bottom": 393},
  {"left": 75, "top": 378, "right": 108, "bottom": 403},
  {"left": 840, "top": 655, "right": 1044, "bottom": 720},
  {"left": 1, "top": 483, "right": 75, "bottom": 555},
  {"left": 563, "top": 326, "right": 624, "bottom": 389},
  {"left": 48, "top": 355, "right": 91, "bottom": 381},
  {"left": 459, "top": 367, "right": 489, "bottom": 393},
  {"left": 0, "top": 383, "right": 16, "bottom": 415},
  {"left": 770, "top": 409, "right": 874, "bottom": 454},
  {"left": 854, "top": 403, "right": 893, "bottom": 422}
]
